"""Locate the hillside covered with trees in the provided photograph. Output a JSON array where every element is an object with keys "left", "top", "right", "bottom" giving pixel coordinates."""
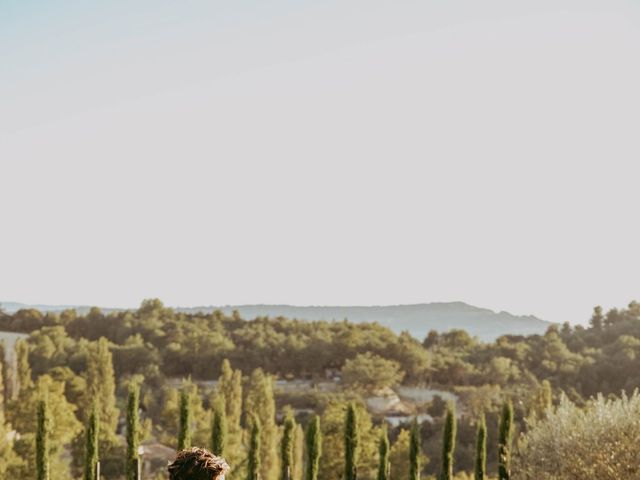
[
  {"left": 0, "top": 299, "right": 639, "bottom": 479},
  {"left": 0, "top": 301, "right": 552, "bottom": 342}
]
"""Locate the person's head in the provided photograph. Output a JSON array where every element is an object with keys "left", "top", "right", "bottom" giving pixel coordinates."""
[{"left": 168, "top": 447, "right": 229, "bottom": 480}]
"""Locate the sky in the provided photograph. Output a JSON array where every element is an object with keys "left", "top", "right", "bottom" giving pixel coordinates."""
[{"left": 1, "top": 0, "right": 639, "bottom": 324}]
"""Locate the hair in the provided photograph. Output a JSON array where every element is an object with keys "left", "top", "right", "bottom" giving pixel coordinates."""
[{"left": 168, "top": 447, "right": 230, "bottom": 480}]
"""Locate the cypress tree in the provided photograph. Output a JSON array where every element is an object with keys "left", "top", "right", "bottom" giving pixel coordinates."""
[
  {"left": 218, "top": 361, "right": 243, "bottom": 473},
  {"left": 528, "top": 381, "right": 553, "bottom": 420},
  {"left": 409, "top": 420, "right": 420, "bottom": 480},
  {"left": 344, "top": 402, "right": 359, "bottom": 480},
  {"left": 211, "top": 397, "right": 227, "bottom": 456},
  {"left": 4, "top": 359, "right": 14, "bottom": 403},
  {"left": 535, "top": 380, "right": 553, "bottom": 419},
  {"left": 0, "top": 346, "right": 4, "bottom": 412},
  {"left": 126, "top": 384, "right": 140, "bottom": 480},
  {"left": 15, "top": 339, "right": 32, "bottom": 396},
  {"left": 498, "top": 401, "right": 513, "bottom": 480},
  {"left": 377, "top": 426, "right": 389, "bottom": 480},
  {"left": 540, "top": 380, "right": 552, "bottom": 412},
  {"left": 474, "top": 414, "right": 486, "bottom": 480},
  {"left": 36, "top": 396, "right": 50, "bottom": 480},
  {"left": 293, "top": 423, "right": 305, "bottom": 480},
  {"left": 280, "top": 413, "right": 295, "bottom": 480},
  {"left": 440, "top": 403, "right": 456, "bottom": 480},
  {"left": 0, "top": 407, "right": 18, "bottom": 478},
  {"left": 0, "top": 340, "right": 6, "bottom": 407},
  {"left": 84, "top": 402, "right": 99, "bottom": 480},
  {"left": 305, "top": 415, "right": 321, "bottom": 480},
  {"left": 219, "top": 360, "right": 243, "bottom": 429},
  {"left": 86, "top": 337, "right": 119, "bottom": 440},
  {"left": 178, "top": 389, "right": 192, "bottom": 450},
  {"left": 248, "top": 415, "right": 262, "bottom": 480},
  {"left": 245, "top": 368, "right": 277, "bottom": 480}
]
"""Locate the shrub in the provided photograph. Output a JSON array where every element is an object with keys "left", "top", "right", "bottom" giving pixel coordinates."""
[{"left": 514, "top": 391, "right": 640, "bottom": 479}]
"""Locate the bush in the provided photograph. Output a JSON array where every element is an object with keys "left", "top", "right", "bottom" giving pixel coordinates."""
[{"left": 514, "top": 391, "right": 640, "bottom": 479}]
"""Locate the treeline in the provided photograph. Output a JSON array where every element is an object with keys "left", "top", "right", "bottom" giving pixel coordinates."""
[
  {"left": 3, "top": 299, "right": 640, "bottom": 398},
  {"left": 0, "top": 299, "right": 429, "bottom": 384}
]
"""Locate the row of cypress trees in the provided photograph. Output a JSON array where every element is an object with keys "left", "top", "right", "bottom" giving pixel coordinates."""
[
  {"left": 242, "top": 402, "right": 357, "bottom": 480},
  {"left": 33, "top": 384, "right": 142, "bottom": 480},
  {"left": 438, "top": 401, "right": 514, "bottom": 480},
  {"left": 474, "top": 402, "right": 513, "bottom": 480},
  {"left": 246, "top": 411, "right": 322, "bottom": 480},
  {"left": 33, "top": 388, "right": 513, "bottom": 480},
  {"left": 374, "top": 400, "right": 513, "bottom": 480}
]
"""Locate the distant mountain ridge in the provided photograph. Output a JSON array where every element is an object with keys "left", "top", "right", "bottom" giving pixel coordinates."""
[{"left": 0, "top": 300, "right": 551, "bottom": 342}]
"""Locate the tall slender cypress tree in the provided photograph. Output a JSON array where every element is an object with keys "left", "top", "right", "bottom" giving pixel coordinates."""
[
  {"left": 344, "top": 402, "right": 359, "bottom": 480},
  {"left": 248, "top": 415, "right": 262, "bottom": 480},
  {"left": 0, "top": 340, "right": 6, "bottom": 407},
  {"left": 211, "top": 397, "right": 227, "bottom": 456},
  {"left": 218, "top": 361, "right": 243, "bottom": 474},
  {"left": 219, "top": 360, "right": 243, "bottom": 429},
  {"left": 126, "top": 384, "right": 140, "bottom": 480},
  {"left": 530, "top": 381, "right": 552, "bottom": 420},
  {"left": 86, "top": 337, "right": 119, "bottom": 440},
  {"left": 440, "top": 403, "right": 456, "bottom": 480},
  {"left": 540, "top": 380, "right": 552, "bottom": 414},
  {"left": 409, "top": 420, "right": 421, "bottom": 480},
  {"left": 245, "top": 369, "right": 277, "bottom": 480},
  {"left": 474, "top": 414, "right": 486, "bottom": 480},
  {"left": 377, "top": 426, "right": 389, "bottom": 480},
  {"left": 305, "top": 415, "right": 321, "bottom": 480},
  {"left": 0, "top": 408, "right": 17, "bottom": 478},
  {"left": 36, "top": 396, "right": 50, "bottom": 480},
  {"left": 178, "top": 389, "right": 192, "bottom": 450},
  {"left": 498, "top": 401, "right": 513, "bottom": 480},
  {"left": 84, "top": 402, "right": 100, "bottom": 480},
  {"left": 293, "top": 423, "right": 305, "bottom": 480},
  {"left": 15, "top": 339, "right": 32, "bottom": 396},
  {"left": 280, "top": 413, "right": 295, "bottom": 480}
]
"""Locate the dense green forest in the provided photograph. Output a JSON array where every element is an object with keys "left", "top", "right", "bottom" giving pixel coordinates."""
[{"left": 1, "top": 299, "right": 639, "bottom": 479}]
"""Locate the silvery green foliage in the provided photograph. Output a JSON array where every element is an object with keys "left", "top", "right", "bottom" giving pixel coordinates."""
[{"left": 514, "top": 391, "right": 640, "bottom": 479}]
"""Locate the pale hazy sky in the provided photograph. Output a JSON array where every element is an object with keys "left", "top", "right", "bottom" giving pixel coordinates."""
[{"left": 1, "top": 0, "right": 639, "bottom": 324}]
